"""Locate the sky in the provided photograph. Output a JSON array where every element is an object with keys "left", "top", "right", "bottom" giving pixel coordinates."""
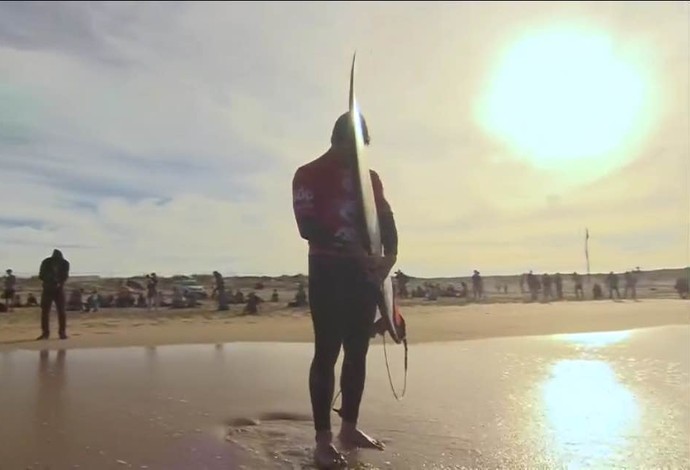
[{"left": 0, "top": 1, "right": 688, "bottom": 278}]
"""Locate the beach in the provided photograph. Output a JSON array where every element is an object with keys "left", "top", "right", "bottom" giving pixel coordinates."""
[
  {"left": 1, "top": 298, "right": 688, "bottom": 351},
  {"left": 1, "top": 298, "right": 689, "bottom": 469}
]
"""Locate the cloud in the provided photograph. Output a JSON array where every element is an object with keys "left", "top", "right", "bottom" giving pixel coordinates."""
[{"left": 0, "top": 2, "right": 687, "bottom": 278}]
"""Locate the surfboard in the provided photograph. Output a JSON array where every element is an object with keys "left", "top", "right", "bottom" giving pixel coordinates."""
[{"left": 348, "top": 53, "right": 406, "bottom": 345}]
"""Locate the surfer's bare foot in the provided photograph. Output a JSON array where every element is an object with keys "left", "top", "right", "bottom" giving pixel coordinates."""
[
  {"left": 313, "top": 443, "right": 347, "bottom": 469},
  {"left": 338, "top": 423, "right": 385, "bottom": 450}
]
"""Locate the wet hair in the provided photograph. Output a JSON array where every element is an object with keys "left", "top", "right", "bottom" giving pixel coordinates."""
[
  {"left": 52, "top": 249, "right": 63, "bottom": 259},
  {"left": 330, "top": 111, "right": 370, "bottom": 146}
]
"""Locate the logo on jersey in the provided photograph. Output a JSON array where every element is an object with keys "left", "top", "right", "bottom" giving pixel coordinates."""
[
  {"left": 293, "top": 186, "right": 314, "bottom": 203},
  {"left": 334, "top": 226, "right": 358, "bottom": 243},
  {"left": 338, "top": 199, "right": 357, "bottom": 223}
]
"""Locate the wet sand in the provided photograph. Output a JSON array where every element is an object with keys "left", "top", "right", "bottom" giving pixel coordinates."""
[{"left": 1, "top": 300, "right": 689, "bottom": 469}]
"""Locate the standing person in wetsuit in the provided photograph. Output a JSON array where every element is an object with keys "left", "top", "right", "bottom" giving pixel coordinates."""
[
  {"left": 37, "top": 249, "right": 70, "bottom": 340},
  {"left": 292, "top": 111, "right": 397, "bottom": 468}
]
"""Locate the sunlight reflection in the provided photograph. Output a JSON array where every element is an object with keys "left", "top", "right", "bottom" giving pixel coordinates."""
[
  {"left": 555, "top": 330, "right": 632, "bottom": 348},
  {"left": 542, "top": 359, "right": 639, "bottom": 468}
]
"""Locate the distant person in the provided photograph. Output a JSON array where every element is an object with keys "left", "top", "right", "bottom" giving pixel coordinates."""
[
  {"left": 243, "top": 292, "right": 262, "bottom": 315},
  {"left": 519, "top": 274, "right": 526, "bottom": 294},
  {"left": 26, "top": 292, "right": 38, "bottom": 307},
  {"left": 213, "top": 271, "right": 229, "bottom": 311},
  {"left": 607, "top": 272, "right": 621, "bottom": 299},
  {"left": 572, "top": 272, "right": 584, "bottom": 300},
  {"left": 146, "top": 273, "right": 158, "bottom": 311},
  {"left": 3, "top": 268, "right": 17, "bottom": 312},
  {"left": 592, "top": 283, "right": 603, "bottom": 300},
  {"left": 471, "top": 270, "right": 483, "bottom": 301},
  {"left": 288, "top": 283, "right": 308, "bottom": 308},
  {"left": 86, "top": 290, "right": 100, "bottom": 312},
  {"left": 38, "top": 249, "right": 70, "bottom": 340},
  {"left": 623, "top": 271, "right": 638, "bottom": 300},
  {"left": 394, "top": 270, "right": 410, "bottom": 298},
  {"left": 459, "top": 281, "right": 468, "bottom": 298},
  {"left": 527, "top": 270, "right": 539, "bottom": 302},
  {"left": 542, "top": 273, "right": 552, "bottom": 301},
  {"left": 271, "top": 289, "right": 279, "bottom": 302},
  {"left": 554, "top": 273, "right": 563, "bottom": 300}
]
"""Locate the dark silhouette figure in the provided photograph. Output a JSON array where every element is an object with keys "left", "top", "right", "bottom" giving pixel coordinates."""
[
  {"left": 607, "top": 272, "right": 621, "bottom": 299},
  {"left": 3, "top": 268, "right": 16, "bottom": 312},
  {"left": 471, "top": 270, "right": 483, "bottom": 301},
  {"left": 243, "top": 292, "right": 262, "bottom": 315},
  {"left": 554, "top": 273, "right": 563, "bottom": 300},
  {"left": 394, "top": 270, "right": 410, "bottom": 298},
  {"left": 213, "top": 271, "right": 229, "bottom": 311},
  {"left": 623, "top": 271, "right": 637, "bottom": 300},
  {"left": 288, "top": 283, "right": 308, "bottom": 308},
  {"left": 527, "top": 271, "right": 540, "bottom": 302},
  {"left": 542, "top": 273, "right": 552, "bottom": 301},
  {"left": 38, "top": 249, "right": 70, "bottom": 340},
  {"left": 26, "top": 293, "right": 38, "bottom": 307},
  {"left": 592, "top": 283, "right": 603, "bottom": 300},
  {"left": 572, "top": 272, "right": 584, "bottom": 300}
]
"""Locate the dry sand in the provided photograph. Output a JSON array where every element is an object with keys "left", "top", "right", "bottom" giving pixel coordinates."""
[{"left": 1, "top": 299, "right": 688, "bottom": 352}]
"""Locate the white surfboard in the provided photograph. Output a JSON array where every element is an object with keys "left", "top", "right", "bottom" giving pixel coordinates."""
[{"left": 348, "top": 54, "right": 405, "bottom": 344}]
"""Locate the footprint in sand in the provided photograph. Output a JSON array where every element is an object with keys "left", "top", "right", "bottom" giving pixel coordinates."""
[{"left": 224, "top": 412, "right": 378, "bottom": 469}]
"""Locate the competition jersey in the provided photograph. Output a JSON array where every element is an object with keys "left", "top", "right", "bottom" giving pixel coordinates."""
[{"left": 292, "top": 148, "right": 392, "bottom": 257}]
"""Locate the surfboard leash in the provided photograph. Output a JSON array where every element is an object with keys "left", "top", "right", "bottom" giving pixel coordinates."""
[
  {"left": 383, "top": 335, "right": 408, "bottom": 401},
  {"left": 331, "top": 334, "right": 408, "bottom": 417}
]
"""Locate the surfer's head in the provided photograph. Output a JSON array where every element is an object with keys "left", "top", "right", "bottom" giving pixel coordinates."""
[{"left": 331, "top": 111, "right": 370, "bottom": 149}]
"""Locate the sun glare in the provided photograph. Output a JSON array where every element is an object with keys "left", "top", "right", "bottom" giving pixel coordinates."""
[{"left": 477, "top": 25, "right": 656, "bottom": 179}]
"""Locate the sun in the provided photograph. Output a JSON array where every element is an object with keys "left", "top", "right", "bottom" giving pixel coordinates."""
[{"left": 476, "top": 25, "right": 656, "bottom": 179}]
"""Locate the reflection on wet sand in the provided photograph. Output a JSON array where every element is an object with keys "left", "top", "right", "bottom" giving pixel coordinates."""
[
  {"left": 555, "top": 330, "right": 633, "bottom": 348},
  {"left": 35, "top": 349, "right": 68, "bottom": 467},
  {"left": 542, "top": 359, "right": 640, "bottom": 468},
  {"left": 1, "top": 326, "right": 687, "bottom": 469}
]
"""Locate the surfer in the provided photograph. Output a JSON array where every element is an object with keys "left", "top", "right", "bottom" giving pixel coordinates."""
[{"left": 292, "top": 111, "right": 398, "bottom": 467}]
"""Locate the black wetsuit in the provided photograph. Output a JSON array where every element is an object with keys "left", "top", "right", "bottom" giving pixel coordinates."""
[{"left": 293, "top": 148, "right": 398, "bottom": 431}]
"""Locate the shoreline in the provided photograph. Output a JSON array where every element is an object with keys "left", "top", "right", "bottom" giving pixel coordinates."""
[{"left": 1, "top": 299, "right": 687, "bottom": 352}]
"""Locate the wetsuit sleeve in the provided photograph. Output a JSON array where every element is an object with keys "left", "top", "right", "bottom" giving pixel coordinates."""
[
  {"left": 371, "top": 171, "right": 398, "bottom": 256},
  {"left": 292, "top": 168, "right": 342, "bottom": 247}
]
